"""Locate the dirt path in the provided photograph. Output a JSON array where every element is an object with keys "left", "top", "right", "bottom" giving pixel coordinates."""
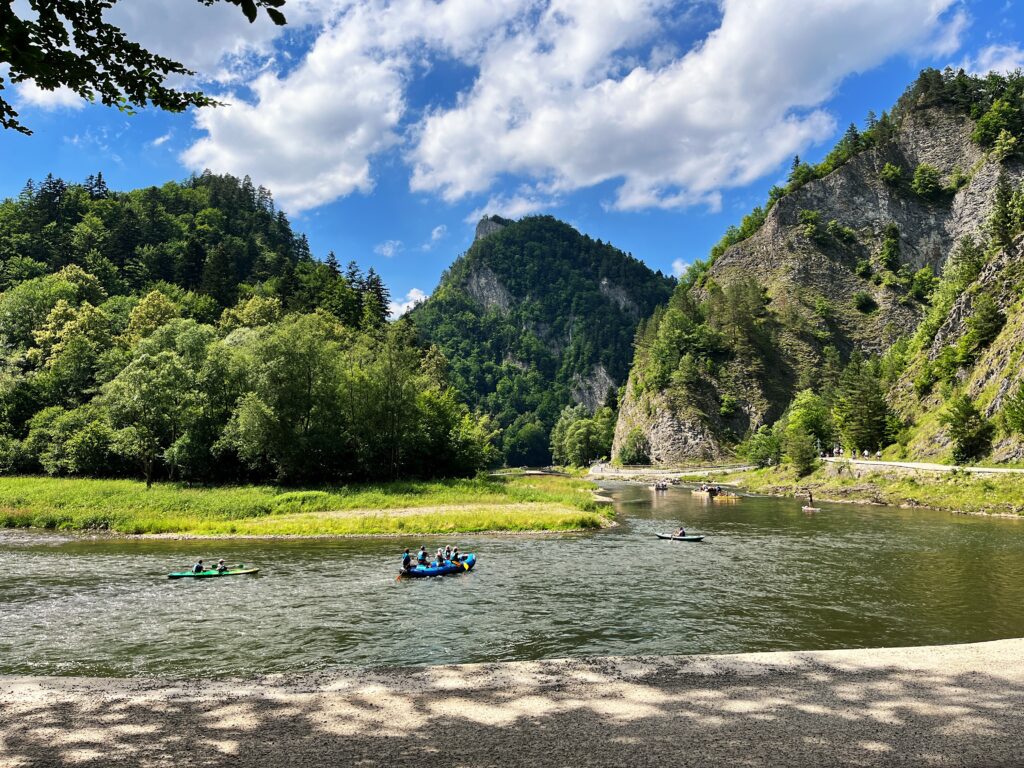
[
  {"left": 4, "top": 639, "right": 1024, "bottom": 766},
  {"left": 823, "top": 457, "right": 1024, "bottom": 475}
]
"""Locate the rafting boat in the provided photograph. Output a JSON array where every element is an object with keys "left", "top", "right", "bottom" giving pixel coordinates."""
[
  {"left": 712, "top": 493, "right": 740, "bottom": 502},
  {"left": 656, "top": 533, "right": 705, "bottom": 542},
  {"left": 400, "top": 553, "right": 477, "bottom": 578},
  {"left": 168, "top": 565, "right": 259, "bottom": 579}
]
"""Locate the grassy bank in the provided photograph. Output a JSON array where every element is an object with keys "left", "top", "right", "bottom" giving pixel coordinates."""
[
  {"left": 0, "top": 474, "right": 611, "bottom": 536},
  {"left": 723, "top": 464, "right": 1024, "bottom": 516}
]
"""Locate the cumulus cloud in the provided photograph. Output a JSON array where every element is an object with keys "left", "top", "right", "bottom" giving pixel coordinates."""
[
  {"left": 151, "top": 132, "right": 173, "bottom": 148},
  {"left": 389, "top": 287, "right": 428, "bottom": 319},
  {"left": 965, "top": 43, "right": 1024, "bottom": 75},
  {"left": 374, "top": 239, "right": 404, "bottom": 257},
  {"left": 16, "top": 81, "right": 85, "bottom": 111},
  {"left": 671, "top": 258, "right": 688, "bottom": 277},
  {"left": 421, "top": 224, "right": 448, "bottom": 250},
  {"left": 411, "top": 0, "right": 963, "bottom": 211},
  {"left": 178, "top": 0, "right": 965, "bottom": 213}
]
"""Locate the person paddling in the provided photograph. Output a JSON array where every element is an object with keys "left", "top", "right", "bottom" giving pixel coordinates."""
[
  {"left": 215, "top": 559, "right": 228, "bottom": 573},
  {"left": 402, "top": 549, "right": 413, "bottom": 572},
  {"left": 191, "top": 559, "right": 205, "bottom": 574},
  {"left": 417, "top": 546, "right": 428, "bottom": 565},
  {"left": 675, "top": 526, "right": 687, "bottom": 537},
  {"left": 451, "top": 547, "right": 461, "bottom": 563}
]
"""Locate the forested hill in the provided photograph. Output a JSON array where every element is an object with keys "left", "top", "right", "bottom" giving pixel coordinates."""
[
  {"left": 0, "top": 173, "right": 494, "bottom": 486},
  {"left": 615, "top": 67, "right": 1024, "bottom": 468},
  {"left": 407, "top": 215, "right": 675, "bottom": 465}
]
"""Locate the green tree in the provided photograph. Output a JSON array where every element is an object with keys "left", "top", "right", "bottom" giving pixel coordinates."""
[
  {"left": 786, "top": 389, "right": 833, "bottom": 447},
  {"left": 911, "top": 164, "right": 942, "bottom": 198},
  {"left": 618, "top": 427, "right": 650, "bottom": 465},
  {"left": 102, "top": 351, "right": 198, "bottom": 486},
  {"left": 880, "top": 162, "right": 902, "bottom": 185},
  {"left": 1003, "top": 386, "right": 1024, "bottom": 435},
  {"left": 1, "top": 0, "right": 288, "bottom": 134},
  {"left": 940, "top": 393, "right": 993, "bottom": 464},
  {"left": 784, "top": 425, "right": 818, "bottom": 476},
  {"left": 832, "top": 356, "right": 889, "bottom": 453},
  {"left": 742, "top": 425, "right": 781, "bottom": 468}
]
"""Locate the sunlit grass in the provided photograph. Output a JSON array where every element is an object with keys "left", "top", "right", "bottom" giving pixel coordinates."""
[
  {"left": 724, "top": 465, "right": 1024, "bottom": 516},
  {"left": 0, "top": 474, "right": 609, "bottom": 535}
]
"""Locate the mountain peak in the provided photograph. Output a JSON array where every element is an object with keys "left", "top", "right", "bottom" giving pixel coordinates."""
[{"left": 474, "top": 215, "right": 512, "bottom": 241}]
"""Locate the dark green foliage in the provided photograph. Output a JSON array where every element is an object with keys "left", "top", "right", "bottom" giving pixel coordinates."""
[
  {"left": 1, "top": 0, "right": 287, "bottom": 134},
  {"left": 0, "top": 174, "right": 496, "bottom": 484},
  {"left": 855, "top": 259, "right": 873, "bottom": 279},
  {"left": 1003, "top": 386, "right": 1024, "bottom": 435},
  {"left": 832, "top": 354, "right": 889, "bottom": 452},
  {"left": 549, "top": 404, "right": 615, "bottom": 467},
  {"left": 409, "top": 216, "right": 673, "bottom": 465},
  {"left": 741, "top": 425, "right": 781, "bottom": 468},
  {"left": 618, "top": 427, "right": 650, "bottom": 465},
  {"left": 853, "top": 292, "right": 878, "bottom": 313},
  {"left": 911, "top": 164, "right": 942, "bottom": 198},
  {"left": 972, "top": 99, "right": 1022, "bottom": 148},
  {"left": 784, "top": 426, "right": 818, "bottom": 476},
  {"left": 880, "top": 162, "right": 903, "bottom": 185},
  {"left": 909, "top": 267, "right": 936, "bottom": 302},
  {"left": 940, "top": 393, "right": 993, "bottom": 463},
  {"left": 879, "top": 223, "right": 901, "bottom": 271}
]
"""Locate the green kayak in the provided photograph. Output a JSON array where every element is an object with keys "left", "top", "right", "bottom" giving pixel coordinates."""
[{"left": 168, "top": 565, "right": 259, "bottom": 579}]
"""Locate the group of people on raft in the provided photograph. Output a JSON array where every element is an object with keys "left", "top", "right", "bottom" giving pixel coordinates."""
[
  {"left": 190, "top": 558, "right": 230, "bottom": 573},
  {"left": 401, "top": 545, "right": 463, "bottom": 572},
  {"left": 698, "top": 483, "right": 724, "bottom": 496}
]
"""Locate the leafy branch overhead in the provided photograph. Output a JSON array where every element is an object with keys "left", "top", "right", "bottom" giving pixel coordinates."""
[{"left": 0, "top": 0, "right": 288, "bottom": 135}]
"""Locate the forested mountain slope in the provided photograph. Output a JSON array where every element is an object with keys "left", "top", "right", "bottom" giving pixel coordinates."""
[
  {"left": 408, "top": 215, "right": 674, "bottom": 464},
  {"left": 0, "top": 173, "right": 493, "bottom": 485},
  {"left": 615, "top": 68, "right": 1024, "bottom": 466}
]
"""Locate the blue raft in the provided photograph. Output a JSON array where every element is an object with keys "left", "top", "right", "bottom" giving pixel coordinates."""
[{"left": 400, "top": 553, "right": 476, "bottom": 578}]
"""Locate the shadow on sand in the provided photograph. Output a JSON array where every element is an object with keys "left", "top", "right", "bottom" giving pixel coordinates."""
[{"left": 4, "top": 641, "right": 1024, "bottom": 767}]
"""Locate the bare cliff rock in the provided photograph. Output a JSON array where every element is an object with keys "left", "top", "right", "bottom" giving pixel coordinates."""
[{"left": 615, "top": 103, "right": 1018, "bottom": 465}]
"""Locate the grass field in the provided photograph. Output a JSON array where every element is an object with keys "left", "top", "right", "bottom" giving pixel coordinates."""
[
  {"left": 0, "top": 473, "right": 611, "bottom": 536},
  {"left": 723, "top": 464, "right": 1024, "bottom": 516}
]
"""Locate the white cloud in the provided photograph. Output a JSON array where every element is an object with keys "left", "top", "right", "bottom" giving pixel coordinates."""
[
  {"left": 151, "top": 132, "right": 173, "bottom": 148},
  {"left": 374, "top": 239, "right": 404, "bottom": 257},
  {"left": 420, "top": 224, "right": 448, "bottom": 250},
  {"left": 411, "top": 0, "right": 963, "bottom": 211},
  {"left": 464, "top": 191, "right": 554, "bottom": 223},
  {"left": 671, "top": 258, "right": 688, "bottom": 277},
  {"left": 16, "top": 81, "right": 85, "bottom": 111},
  {"left": 389, "top": 287, "right": 428, "bottom": 319},
  {"left": 180, "top": 0, "right": 965, "bottom": 214},
  {"left": 965, "top": 43, "right": 1024, "bottom": 75}
]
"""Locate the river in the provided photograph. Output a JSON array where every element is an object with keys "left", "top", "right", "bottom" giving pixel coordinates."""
[{"left": 2, "top": 483, "right": 1023, "bottom": 677}]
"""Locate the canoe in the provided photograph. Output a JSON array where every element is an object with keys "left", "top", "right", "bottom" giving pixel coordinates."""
[
  {"left": 656, "top": 534, "right": 705, "bottom": 542},
  {"left": 168, "top": 567, "right": 259, "bottom": 579},
  {"left": 400, "top": 553, "right": 476, "bottom": 578}
]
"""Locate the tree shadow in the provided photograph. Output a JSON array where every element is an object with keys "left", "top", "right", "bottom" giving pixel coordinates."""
[{"left": 4, "top": 644, "right": 1024, "bottom": 767}]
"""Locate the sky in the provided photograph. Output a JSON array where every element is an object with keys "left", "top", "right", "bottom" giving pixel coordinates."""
[{"left": 2, "top": 0, "right": 1023, "bottom": 317}]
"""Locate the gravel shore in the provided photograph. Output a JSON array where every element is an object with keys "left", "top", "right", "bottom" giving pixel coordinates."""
[{"left": 3, "top": 639, "right": 1024, "bottom": 767}]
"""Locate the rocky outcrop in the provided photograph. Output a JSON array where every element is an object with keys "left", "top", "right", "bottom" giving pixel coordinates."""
[
  {"left": 615, "top": 104, "right": 1020, "bottom": 465},
  {"left": 570, "top": 364, "right": 616, "bottom": 412},
  {"left": 474, "top": 215, "right": 509, "bottom": 241},
  {"left": 465, "top": 265, "right": 512, "bottom": 313},
  {"left": 598, "top": 278, "right": 638, "bottom": 316}
]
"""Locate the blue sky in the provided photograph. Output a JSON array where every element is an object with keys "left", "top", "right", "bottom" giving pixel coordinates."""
[{"left": 2, "top": 0, "right": 1022, "bottom": 314}]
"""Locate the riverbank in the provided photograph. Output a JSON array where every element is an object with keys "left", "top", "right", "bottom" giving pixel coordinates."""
[
  {"left": 3, "top": 639, "right": 1023, "bottom": 767},
  {"left": 0, "top": 474, "right": 612, "bottom": 536},
  {"left": 721, "top": 463, "right": 1024, "bottom": 517}
]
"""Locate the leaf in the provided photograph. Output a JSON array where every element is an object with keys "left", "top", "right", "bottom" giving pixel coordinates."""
[
  {"left": 266, "top": 7, "right": 287, "bottom": 25},
  {"left": 240, "top": 0, "right": 258, "bottom": 23}
]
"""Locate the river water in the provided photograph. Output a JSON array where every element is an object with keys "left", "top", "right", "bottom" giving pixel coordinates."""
[{"left": 2, "top": 483, "right": 1024, "bottom": 677}]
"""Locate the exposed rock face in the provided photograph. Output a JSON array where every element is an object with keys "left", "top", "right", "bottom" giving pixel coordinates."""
[
  {"left": 571, "top": 364, "right": 615, "bottom": 412},
  {"left": 598, "top": 278, "right": 638, "bottom": 316},
  {"left": 465, "top": 265, "right": 512, "bottom": 313},
  {"left": 474, "top": 215, "right": 509, "bottom": 241},
  {"left": 615, "top": 105, "right": 1021, "bottom": 466}
]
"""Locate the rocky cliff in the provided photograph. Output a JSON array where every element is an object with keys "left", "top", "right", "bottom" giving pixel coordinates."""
[{"left": 615, "top": 73, "right": 1024, "bottom": 465}]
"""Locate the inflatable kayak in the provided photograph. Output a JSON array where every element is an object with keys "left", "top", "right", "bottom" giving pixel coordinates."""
[
  {"left": 168, "top": 565, "right": 259, "bottom": 579},
  {"left": 400, "top": 553, "right": 476, "bottom": 578},
  {"left": 656, "top": 534, "right": 705, "bottom": 542}
]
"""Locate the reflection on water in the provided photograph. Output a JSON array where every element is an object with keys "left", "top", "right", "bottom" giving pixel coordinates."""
[{"left": 2, "top": 483, "right": 1024, "bottom": 677}]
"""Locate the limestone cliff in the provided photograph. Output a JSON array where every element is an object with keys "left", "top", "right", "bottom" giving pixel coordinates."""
[{"left": 615, "top": 88, "right": 1023, "bottom": 465}]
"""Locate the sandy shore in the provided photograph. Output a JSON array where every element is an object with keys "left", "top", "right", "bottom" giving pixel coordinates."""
[{"left": 4, "top": 640, "right": 1024, "bottom": 767}]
